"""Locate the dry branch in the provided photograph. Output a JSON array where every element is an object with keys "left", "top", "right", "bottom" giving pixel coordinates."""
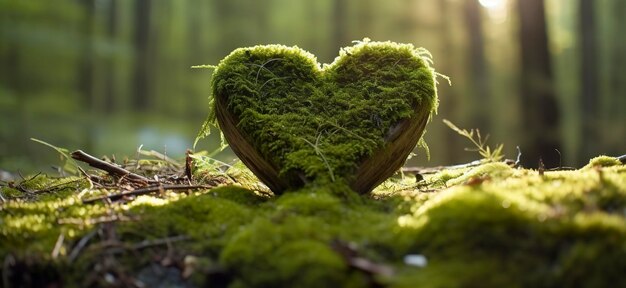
[
  {"left": 82, "top": 184, "right": 211, "bottom": 204},
  {"left": 71, "top": 150, "right": 155, "bottom": 185}
]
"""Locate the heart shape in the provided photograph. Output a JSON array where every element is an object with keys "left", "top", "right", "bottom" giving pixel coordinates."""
[{"left": 209, "top": 40, "right": 437, "bottom": 194}]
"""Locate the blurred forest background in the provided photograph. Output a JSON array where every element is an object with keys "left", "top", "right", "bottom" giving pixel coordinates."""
[{"left": 0, "top": 0, "right": 624, "bottom": 174}]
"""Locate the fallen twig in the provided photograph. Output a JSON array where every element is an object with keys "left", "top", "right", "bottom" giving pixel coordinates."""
[
  {"left": 31, "top": 178, "right": 85, "bottom": 195},
  {"left": 402, "top": 160, "right": 485, "bottom": 175},
  {"left": 548, "top": 166, "right": 577, "bottom": 171},
  {"left": 132, "top": 235, "right": 190, "bottom": 250},
  {"left": 82, "top": 184, "right": 211, "bottom": 204},
  {"left": 51, "top": 233, "right": 65, "bottom": 259},
  {"left": 137, "top": 147, "right": 182, "bottom": 167},
  {"left": 331, "top": 240, "right": 394, "bottom": 280},
  {"left": 14, "top": 172, "right": 41, "bottom": 195},
  {"left": 68, "top": 229, "right": 98, "bottom": 263},
  {"left": 71, "top": 150, "right": 156, "bottom": 185},
  {"left": 402, "top": 159, "right": 519, "bottom": 175},
  {"left": 58, "top": 213, "right": 137, "bottom": 226}
]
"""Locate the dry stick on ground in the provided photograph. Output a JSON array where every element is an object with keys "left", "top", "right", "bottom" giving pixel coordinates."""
[
  {"left": 82, "top": 184, "right": 211, "bottom": 204},
  {"left": 330, "top": 240, "right": 394, "bottom": 281},
  {"left": 68, "top": 229, "right": 98, "bottom": 263},
  {"left": 402, "top": 159, "right": 520, "bottom": 175},
  {"left": 132, "top": 235, "right": 191, "bottom": 250},
  {"left": 401, "top": 159, "right": 485, "bottom": 175},
  {"left": 51, "top": 233, "right": 65, "bottom": 259},
  {"left": 71, "top": 150, "right": 156, "bottom": 185},
  {"left": 137, "top": 148, "right": 182, "bottom": 167}
]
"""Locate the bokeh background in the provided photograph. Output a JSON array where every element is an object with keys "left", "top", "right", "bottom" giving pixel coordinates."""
[{"left": 1, "top": 0, "right": 624, "bottom": 173}]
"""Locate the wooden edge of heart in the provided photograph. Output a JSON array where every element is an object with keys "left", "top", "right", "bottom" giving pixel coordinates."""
[
  {"left": 351, "top": 107, "right": 431, "bottom": 194},
  {"left": 214, "top": 93, "right": 298, "bottom": 193}
]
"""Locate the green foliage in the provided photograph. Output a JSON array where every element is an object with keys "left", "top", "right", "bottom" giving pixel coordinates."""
[
  {"left": 30, "top": 138, "right": 80, "bottom": 175},
  {"left": 443, "top": 119, "right": 504, "bottom": 162}
]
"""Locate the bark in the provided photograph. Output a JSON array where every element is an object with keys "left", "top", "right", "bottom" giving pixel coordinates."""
[
  {"left": 438, "top": 0, "right": 461, "bottom": 164},
  {"left": 133, "top": 0, "right": 151, "bottom": 111},
  {"left": 104, "top": 0, "right": 118, "bottom": 114},
  {"left": 333, "top": 0, "right": 348, "bottom": 50},
  {"left": 610, "top": 1, "right": 626, "bottom": 122},
  {"left": 78, "top": 1, "right": 96, "bottom": 111},
  {"left": 517, "top": 0, "right": 562, "bottom": 168},
  {"left": 579, "top": 0, "right": 598, "bottom": 160},
  {"left": 3, "top": 13, "right": 28, "bottom": 153},
  {"left": 464, "top": 0, "right": 490, "bottom": 132}
]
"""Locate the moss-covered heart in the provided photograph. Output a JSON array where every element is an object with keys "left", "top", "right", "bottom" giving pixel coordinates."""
[{"left": 203, "top": 40, "right": 438, "bottom": 194}]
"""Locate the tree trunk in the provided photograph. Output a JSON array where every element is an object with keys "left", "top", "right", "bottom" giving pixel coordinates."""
[
  {"left": 104, "top": 0, "right": 118, "bottom": 114},
  {"left": 610, "top": 0, "right": 626, "bottom": 124},
  {"left": 464, "top": 0, "right": 490, "bottom": 132},
  {"left": 333, "top": 0, "right": 348, "bottom": 50},
  {"left": 213, "top": 1, "right": 234, "bottom": 58},
  {"left": 516, "top": 0, "right": 562, "bottom": 168},
  {"left": 438, "top": 0, "right": 461, "bottom": 164},
  {"left": 357, "top": 0, "right": 373, "bottom": 37},
  {"left": 133, "top": 0, "right": 151, "bottom": 111},
  {"left": 3, "top": 13, "right": 28, "bottom": 155},
  {"left": 78, "top": 1, "right": 96, "bottom": 111},
  {"left": 579, "top": 0, "right": 598, "bottom": 161}
]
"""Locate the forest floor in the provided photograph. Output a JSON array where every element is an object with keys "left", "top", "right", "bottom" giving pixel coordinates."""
[{"left": 1, "top": 149, "right": 626, "bottom": 287}]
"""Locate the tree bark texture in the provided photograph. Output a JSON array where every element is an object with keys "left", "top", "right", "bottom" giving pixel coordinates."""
[{"left": 517, "top": 0, "right": 562, "bottom": 168}]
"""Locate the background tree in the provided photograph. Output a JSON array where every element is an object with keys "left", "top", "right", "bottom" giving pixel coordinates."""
[
  {"left": 579, "top": 0, "right": 597, "bottom": 161},
  {"left": 0, "top": 0, "right": 624, "bottom": 172},
  {"left": 464, "top": 0, "right": 490, "bottom": 132},
  {"left": 332, "top": 0, "right": 349, "bottom": 50},
  {"left": 517, "top": 0, "right": 562, "bottom": 168},
  {"left": 133, "top": 0, "right": 151, "bottom": 111},
  {"left": 437, "top": 0, "right": 462, "bottom": 164},
  {"left": 104, "top": 0, "right": 118, "bottom": 114}
]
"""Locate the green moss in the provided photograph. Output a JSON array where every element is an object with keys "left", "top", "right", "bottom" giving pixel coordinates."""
[
  {"left": 395, "top": 164, "right": 626, "bottom": 287},
  {"left": 119, "top": 188, "right": 258, "bottom": 252},
  {"left": 206, "top": 40, "right": 438, "bottom": 191},
  {"left": 391, "top": 258, "right": 522, "bottom": 288},
  {"left": 220, "top": 218, "right": 349, "bottom": 287},
  {"left": 0, "top": 176, "right": 98, "bottom": 258},
  {"left": 207, "top": 185, "right": 269, "bottom": 206},
  {"left": 3, "top": 159, "right": 626, "bottom": 286},
  {"left": 584, "top": 155, "right": 622, "bottom": 169}
]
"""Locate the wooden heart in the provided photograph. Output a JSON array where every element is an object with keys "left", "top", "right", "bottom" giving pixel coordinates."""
[{"left": 210, "top": 40, "right": 437, "bottom": 194}]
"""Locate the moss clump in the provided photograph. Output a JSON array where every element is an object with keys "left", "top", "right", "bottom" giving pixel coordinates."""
[
  {"left": 219, "top": 188, "right": 409, "bottom": 288},
  {"left": 395, "top": 164, "right": 626, "bottom": 287},
  {"left": 119, "top": 188, "right": 257, "bottom": 251},
  {"left": 220, "top": 219, "right": 350, "bottom": 287},
  {"left": 584, "top": 155, "right": 622, "bottom": 169},
  {"left": 206, "top": 40, "right": 438, "bottom": 194},
  {"left": 0, "top": 176, "right": 98, "bottom": 257},
  {"left": 2, "top": 159, "right": 626, "bottom": 287}
]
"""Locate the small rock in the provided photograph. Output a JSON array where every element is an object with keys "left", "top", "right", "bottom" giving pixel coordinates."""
[{"left": 404, "top": 254, "right": 428, "bottom": 267}]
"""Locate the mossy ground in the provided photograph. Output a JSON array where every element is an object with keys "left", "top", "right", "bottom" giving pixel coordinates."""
[{"left": 1, "top": 156, "right": 626, "bottom": 287}]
